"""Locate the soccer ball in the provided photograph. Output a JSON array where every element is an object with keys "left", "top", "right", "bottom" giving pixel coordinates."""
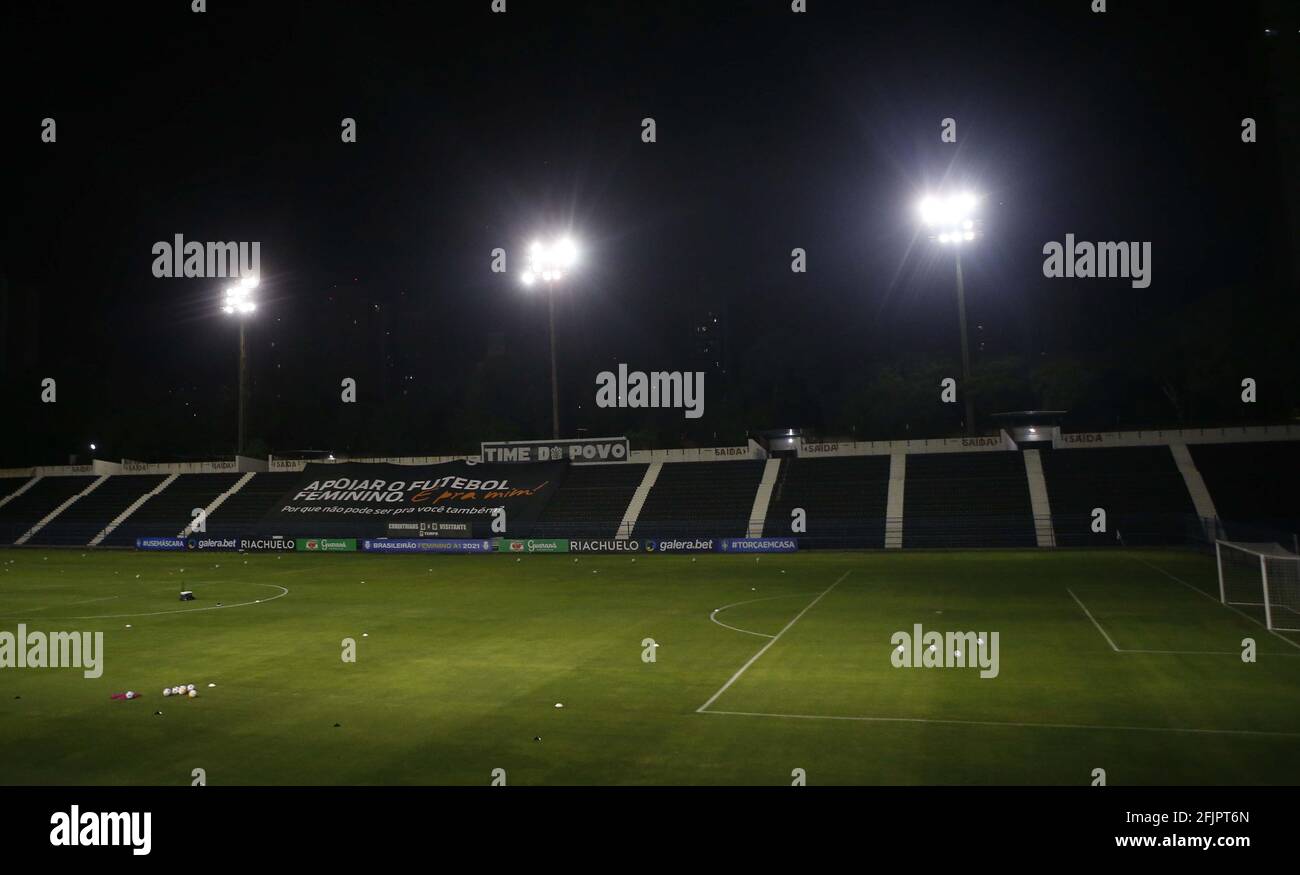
[
  {"left": 188, "top": 689, "right": 197, "bottom": 698},
  {"left": 186, "top": 684, "right": 195, "bottom": 691},
  {"left": 125, "top": 691, "right": 136, "bottom": 699},
  {"left": 163, "top": 688, "right": 171, "bottom": 697}
]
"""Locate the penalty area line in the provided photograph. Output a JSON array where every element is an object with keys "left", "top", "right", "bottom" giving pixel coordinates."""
[
  {"left": 701, "top": 709, "right": 1300, "bottom": 739},
  {"left": 696, "top": 570, "right": 850, "bottom": 714},
  {"left": 1133, "top": 555, "right": 1300, "bottom": 652},
  {"left": 1067, "top": 588, "right": 1120, "bottom": 652}
]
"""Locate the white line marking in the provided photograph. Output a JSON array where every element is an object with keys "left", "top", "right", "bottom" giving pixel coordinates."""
[
  {"left": 1067, "top": 588, "right": 1120, "bottom": 652},
  {"left": 1134, "top": 555, "right": 1300, "bottom": 652},
  {"left": 21, "top": 594, "right": 120, "bottom": 613},
  {"left": 709, "top": 594, "right": 805, "bottom": 639},
  {"left": 697, "top": 571, "right": 850, "bottom": 713},
  {"left": 1067, "top": 584, "right": 1300, "bottom": 658},
  {"left": 0, "top": 583, "right": 288, "bottom": 620},
  {"left": 702, "top": 709, "right": 1300, "bottom": 739},
  {"left": 1120, "top": 646, "right": 1300, "bottom": 657}
]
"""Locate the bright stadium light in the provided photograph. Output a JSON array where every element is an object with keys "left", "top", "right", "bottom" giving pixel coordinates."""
[
  {"left": 221, "top": 276, "right": 258, "bottom": 456},
  {"left": 918, "top": 191, "right": 980, "bottom": 234},
  {"left": 222, "top": 280, "right": 257, "bottom": 315},
  {"left": 522, "top": 237, "right": 579, "bottom": 286},
  {"left": 520, "top": 235, "right": 581, "bottom": 438},
  {"left": 917, "top": 193, "right": 984, "bottom": 434}
]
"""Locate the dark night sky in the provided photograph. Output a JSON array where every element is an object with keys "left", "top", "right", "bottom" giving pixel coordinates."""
[{"left": 3, "top": 0, "right": 1296, "bottom": 463}]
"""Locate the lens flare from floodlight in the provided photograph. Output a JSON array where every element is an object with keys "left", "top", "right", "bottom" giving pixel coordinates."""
[
  {"left": 555, "top": 238, "right": 578, "bottom": 268},
  {"left": 521, "top": 271, "right": 536, "bottom": 286},
  {"left": 938, "top": 232, "right": 951, "bottom": 244},
  {"left": 964, "top": 230, "right": 976, "bottom": 241},
  {"left": 241, "top": 276, "right": 259, "bottom": 289}
]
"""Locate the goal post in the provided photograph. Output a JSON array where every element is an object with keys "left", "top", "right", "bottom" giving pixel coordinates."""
[{"left": 1216, "top": 540, "right": 1300, "bottom": 632}]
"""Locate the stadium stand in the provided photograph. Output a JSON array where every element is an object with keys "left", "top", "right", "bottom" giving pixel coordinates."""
[
  {"left": 528, "top": 463, "right": 648, "bottom": 537},
  {"left": 1190, "top": 441, "right": 1300, "bottom": 544},
  {"left": 0, "top": 476, "right": 31, "bottom": 503},
  {"left": 633, "top": 460, "right": 765, "bottom": 539},
  {"left": 0, "top": 476, "right": 99, "bottom": 544},
  {"left": 902, "top": 451, "right": 1037, "bottom": 548},
  {"left": 202, "top": 472, "right": 301, "bottom": 536},
  {"left": 27, "top": 474, "right": 168, "bottom": 546},
  {"left": 762, "top": 456, "right": 891, "bottom": 548},
  {"left": 1039, "top": 446, "right": 1197, "bottom": 546},
  {"left": 100, "top": 472, "right": 246, "bottom": 545}
]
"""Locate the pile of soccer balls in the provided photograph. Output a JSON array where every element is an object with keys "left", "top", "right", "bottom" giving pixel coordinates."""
[{"left": 163, "top": 684, "right": 198, "bottom": 699}]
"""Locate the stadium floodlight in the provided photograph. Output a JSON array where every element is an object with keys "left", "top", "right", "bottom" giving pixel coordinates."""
[
  {"left": 520, "top": 236, "right": 580, "bottom": 439},
  {"left": 918, "top": 191, "right": 981, "bottom": 243},
  {"left": 918, "top": 193, "right": 982, "bottom": 434},
  {"left": 221, "top": 276, "right": 258, "bottom": 456}
]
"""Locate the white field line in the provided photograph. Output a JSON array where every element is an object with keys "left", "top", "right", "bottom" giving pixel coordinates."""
[
  {"left": 20, "top": 594, "right": 120, "bottom": 613},
  {"left": 701, "top": 708, "right": 1300, "bottom": 739},
  {"left": 709, "top": 594, "right": 806, "bottom": 639},
  {"left": 0, "top": 583, "right": 288, "bottom": 620},
  {"left": 697, "top": 571, "right": 850, "bottom": 713},
  {"left": 1067, "top": 585, "right": 1300, "bottom": 658},
  {"left": 1067, "top": 588, "right": 1120, "bottom": 652},
  {"left": 1134, "top": 555, "right": 1300, "bottom": 652}
]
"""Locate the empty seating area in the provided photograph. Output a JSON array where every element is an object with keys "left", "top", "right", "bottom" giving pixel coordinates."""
[
  {"left": 0, "top": 475, "right": 98, "bottom": 544},
  {"left": 0, "top": 440, "right": 1290, "bottom": 550},
  {"left": 29, "top": 474, "right": 168, "bottom": 546},
  {"left": 0, "top": 477, "right": 31, "bottom": 504},
  {"left": 633, "top": 460, "right": 765, "bottom": 539},
  {"left": 529, "top": 463, "right": 647, "bottom": 537},
  {"left": 100, "top": 473, "right": 246, "bottom": 545},
  {"left": 763, "top": 456, "right": 890, "bottom": 548},
  {"left": 1040, "top": 446, "right": 1196, "bottom": 546},
  {"left": 903, "top": 452, "right": 1036, "bottom": 548},
  {"left": 203, "top": 472, "right": 298, "bottom": 536},
  {"left": 1190, "top": 441, "right": 1300, "bottom": 542}
]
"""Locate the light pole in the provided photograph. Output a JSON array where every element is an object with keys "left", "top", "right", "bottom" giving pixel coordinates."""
[
  {"left": 521, "top": 237, "right": 578, "bottom": 439},
  {"left": 222, "top": 276, "right": 258, "bottom": 456},
  {"left": 919, "top": 193, "right": 981, "bottom": 436}
]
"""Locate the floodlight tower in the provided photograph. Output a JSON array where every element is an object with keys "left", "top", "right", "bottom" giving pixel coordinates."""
[
  {"left": 520, "top": 237, "right": 579, "bottom": 439},
  {"left": 918, "top": 193, "right": 982, "bottom": 436},
  {"left": 221, "top": 276, "right": 258, "bottom": 455}
]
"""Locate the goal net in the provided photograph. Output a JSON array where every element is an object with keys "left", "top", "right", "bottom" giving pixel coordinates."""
[{"left": 1216, "top": 540, "right": 1300, "bottom": 632}]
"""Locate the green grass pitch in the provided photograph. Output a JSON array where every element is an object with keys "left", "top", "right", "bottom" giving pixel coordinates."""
[{"left": 1, "top": 546, "right": 1298, "bottom": 785}]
